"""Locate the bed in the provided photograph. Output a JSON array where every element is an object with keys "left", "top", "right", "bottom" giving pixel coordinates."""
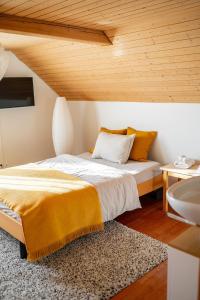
[{"left": 0, "top": 153, "right": 163, "bottom": 260}]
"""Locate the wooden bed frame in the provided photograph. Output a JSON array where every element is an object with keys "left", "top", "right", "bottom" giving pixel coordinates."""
[{"left": 0, "top": 174, "right": 163, "bottom": 259}]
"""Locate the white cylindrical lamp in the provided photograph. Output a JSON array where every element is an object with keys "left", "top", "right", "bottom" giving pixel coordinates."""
[
  {"left": 52, "top": 97, "right": 74, "bottom": 156},
  {"left": 0, "top": 45, "right": 9, "bottom": 80}
]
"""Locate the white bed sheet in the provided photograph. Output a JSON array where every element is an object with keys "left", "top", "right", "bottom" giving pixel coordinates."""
[
  {"left": 79, "top": 152, "right": 161, "bottom": 184},
  {"left": 0, "top": 154, "right": 141, "bottom": 223}
]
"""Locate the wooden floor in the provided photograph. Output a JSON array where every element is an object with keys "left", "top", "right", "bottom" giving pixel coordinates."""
[{"left": 112, "top": 191, "right": 189, "bottom": 300}]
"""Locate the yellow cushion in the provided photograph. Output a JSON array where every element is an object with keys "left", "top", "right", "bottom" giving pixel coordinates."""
[
  {"left": 89, "top": 127, "right": 127, "bottom": 153},
  {"left": 127, "top": 127, "right": 157, "bottom": 161},
  {"left": 100, "top": 127, "right": 127, "bottom": 135}
]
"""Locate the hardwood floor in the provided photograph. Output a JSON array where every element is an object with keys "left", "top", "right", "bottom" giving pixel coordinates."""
[{"left": 112, "top": 191, "right": 189, "bottom": 300}]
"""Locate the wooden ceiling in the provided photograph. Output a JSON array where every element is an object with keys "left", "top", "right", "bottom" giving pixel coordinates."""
[{"left": 0, "top": 0, "right": 200, "bottom": 102}]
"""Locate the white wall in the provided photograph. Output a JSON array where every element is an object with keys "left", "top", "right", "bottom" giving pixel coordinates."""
[
  {"left": 68, "top": 101, "right": 200, "bottom": 164},
  {"left": 0, "top": 52, "right": 57, "bottom": 167}
]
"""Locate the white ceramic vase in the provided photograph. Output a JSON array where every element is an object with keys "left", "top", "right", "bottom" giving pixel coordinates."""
[{"left": 52, "top": 97, "right": 74, "bottom": 156}]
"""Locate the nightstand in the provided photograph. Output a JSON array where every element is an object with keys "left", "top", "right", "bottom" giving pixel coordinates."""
[{"left": 160, "top": 161, "right": 200, "bottom": 213}]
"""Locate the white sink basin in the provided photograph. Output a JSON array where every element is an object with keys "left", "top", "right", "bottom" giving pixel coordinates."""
[{"left": 167, "top": 176, "right": 200, "bottom": 225}]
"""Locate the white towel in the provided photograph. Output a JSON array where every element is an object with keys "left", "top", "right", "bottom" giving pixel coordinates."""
[{"left": 174, "top": 156, "right": 195, "bottom": 169}]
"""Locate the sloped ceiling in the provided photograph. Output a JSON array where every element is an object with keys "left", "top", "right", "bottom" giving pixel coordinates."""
[{"left": 0, "top": 0, "right": 200, "bottom": 102}]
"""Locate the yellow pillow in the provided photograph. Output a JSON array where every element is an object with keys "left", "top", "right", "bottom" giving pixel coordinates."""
[
  {"left": 100, "top": 127, "right": 127, "bottom": 135},
  {"left": 89, "top": 127, "right": 127, "bottom": 153},
  {"left": 127, "top": 127, "right": 157, "bottom": 161}
]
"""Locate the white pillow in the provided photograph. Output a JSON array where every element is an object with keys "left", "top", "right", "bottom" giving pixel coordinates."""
[{"left": 92, "top": 132, "right": 135, "bottom": 164}]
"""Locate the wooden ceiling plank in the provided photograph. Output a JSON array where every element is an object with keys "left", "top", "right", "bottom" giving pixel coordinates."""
[
  {"left": 0, "top": 0, "right": 36, "bottom": 14},
  {"left": 15, "top": 38, "right": 200, "bottom": 64},
  {"left": 106, "top": 1, "right": 200, "bottom": 28},
  {"left": 30, "top": 60, "right": 200, "bottom": 73},
  {"left": 0, "top": 14, "right": 112, "bottom": 45},
  {"left": 64, "top": 0, "right": 199, "bottom": 28},
  {"left": 34, "top": 0, "right": 166, "bottom": 25},
  {"left": 53, "top": 0, "right": 175, "bottom": 24},
  {"left": 18, "top": 68, "right": 200, "bottom": 79},
  {"left": 44, "top": 77, "right": 200, "bottom": 86},
  {"left": 60, "top": 0, "right": 199, "bottom": 29},
  {"left": 12, "top": 0, "right": 83, "bottom": 17},
  {"left": 50, "top": 0, "right": 179, "bottom": 25},
  {"left": 112, "top": 24, "right": 200, "bottom": 44},
  {"left": 27, "top": 35, "right": 200, "bottom": 59},
  {"left": 43, "top": 0, "right": 139, "bottom": 22},
  {"left": 23, "top": 52, "right": 200, "bottom": 68},
  {"left": 26, "top": 0, "right": 104, "bottom": 19},
  {"left": 108, "top": 18, "right": 200, "bottom": 38}
]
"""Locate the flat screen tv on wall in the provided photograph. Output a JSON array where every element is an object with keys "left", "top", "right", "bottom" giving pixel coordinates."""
[{"left": 0, "top": 77, "right": 35, "bottom": 109}]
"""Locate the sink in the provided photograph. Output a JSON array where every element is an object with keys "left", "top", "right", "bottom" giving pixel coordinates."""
[{"left": 167, "top": 176, "right": 200, "bottom": 225}]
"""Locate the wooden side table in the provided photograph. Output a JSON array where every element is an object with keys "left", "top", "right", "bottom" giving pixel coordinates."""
[{"left": 160, "top": 161, "right": 200, "bottom": 213}]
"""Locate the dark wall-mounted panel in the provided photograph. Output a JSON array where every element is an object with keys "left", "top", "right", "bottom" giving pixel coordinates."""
[{"left": 0, "top": 77, "right": 34, "bottom": 109}]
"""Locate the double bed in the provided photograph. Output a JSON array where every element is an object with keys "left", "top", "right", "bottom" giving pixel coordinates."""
[{"left": 0, "top": 153, "right": 163, "bottom": 260}]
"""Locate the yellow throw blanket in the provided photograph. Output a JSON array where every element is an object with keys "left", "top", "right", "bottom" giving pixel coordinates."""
[{"left": 0, "top": 166, "right": 103, "bottom": 261}]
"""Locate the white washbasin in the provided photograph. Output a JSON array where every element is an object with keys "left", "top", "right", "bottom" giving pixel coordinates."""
[{"left": 167, "top": 176, "right": 200, "bottom": 225}]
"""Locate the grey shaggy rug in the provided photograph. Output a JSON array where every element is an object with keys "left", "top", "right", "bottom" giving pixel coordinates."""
[{"left": 0, "top": 221, "right": 167, "bottom": 300}]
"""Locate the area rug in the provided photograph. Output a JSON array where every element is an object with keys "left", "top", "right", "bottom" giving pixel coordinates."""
[{"left": 0, "top": 221, "right": 167, "bottom": 300}]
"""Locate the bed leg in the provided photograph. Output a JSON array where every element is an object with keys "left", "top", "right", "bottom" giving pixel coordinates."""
[{"left": 19, "top": 242, "right": 27, "bottom": 259}]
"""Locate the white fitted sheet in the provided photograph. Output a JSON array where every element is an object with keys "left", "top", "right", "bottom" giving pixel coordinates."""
[
  {"left": 0, "top": 154, "right": 141, "bottom": 223},
  {"left": 79, "top": 152, "right": 161, "bottom": 184}
]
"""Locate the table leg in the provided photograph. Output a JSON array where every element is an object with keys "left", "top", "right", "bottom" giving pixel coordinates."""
[{"left": 163, "top": 171, "right": 169, "bottom": 213}]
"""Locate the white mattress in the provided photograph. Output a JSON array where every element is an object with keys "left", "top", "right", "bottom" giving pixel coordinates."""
[{"left": 79, "top": 152, "right": 161, "bottom": 184}]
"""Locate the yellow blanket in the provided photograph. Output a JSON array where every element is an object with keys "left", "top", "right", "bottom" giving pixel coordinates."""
[{"left": 0, "top": 166, "right": 103, "bottom": 261}]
